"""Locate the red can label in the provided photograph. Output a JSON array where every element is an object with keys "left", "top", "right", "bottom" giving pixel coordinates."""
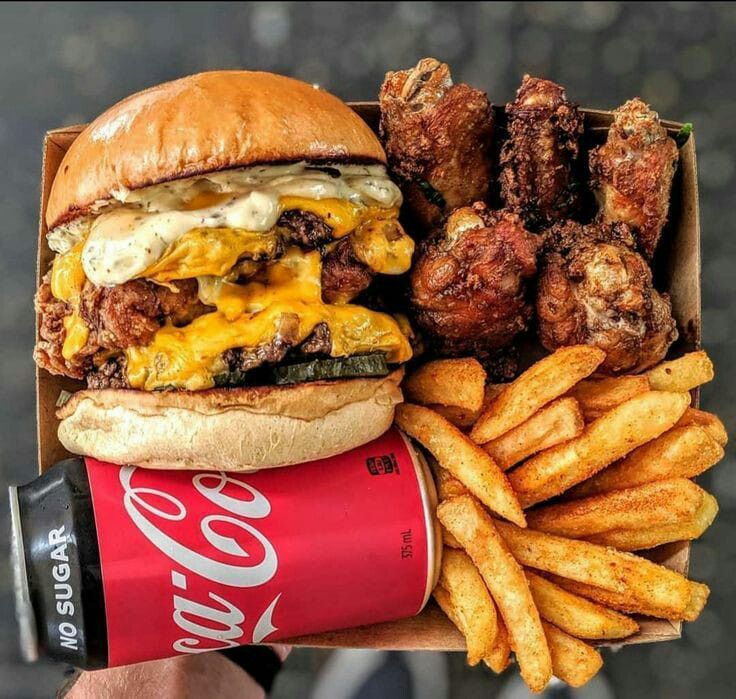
[{"left": 86, "top": 428, "right": 434, "bottom": 666}]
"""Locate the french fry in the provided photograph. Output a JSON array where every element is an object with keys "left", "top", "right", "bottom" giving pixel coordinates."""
[
  {"left": 405, "top": 358, "right": 486, "bottom": 412},
  {"left": 647, "top": 350, "right": 714, "bottom": 392},
  {"left": 429, "top": 404, "right": 481, "bottom": 430},
  {"left": 548, "top": 575, "right": 710, "bottom": 622},
  {"left": 483, "top": 398, "right": 584, "bottom": 471},
  {"left": 587, "top": 492, "right": 719, "bottom": 551},
  {"left": 484, "top": 614, "right": 511, "bottom": 674},
  {"left": 508, "top": 391, "right": 691, "bottom": 507},
  {"left": 431, "top": 385, "right": 507, "bottom": 430},
  {"left": 431, "top": 463, "right": 467, "bottom": 547},
  {"left": 525, "top": 570, "right": 638, "bottom": 640},
  {"left": 470, "top": 346, "right": 605, "bottom": 444},
  {"left": 684, "top": 581, "right": 710, "bottom": 621},
  {"left": 676, "top": 407, "right": 728, "bottom": 447},
  {"left": 396, "top": 404, "right": 525, "bottom": 526},
  {"left": 542, "top": 622, "right": 603, "bottom": 688},
  {"left": 569, "top": 375, "right": 651, "bottom": 421},
  {"left": 569, "top": 426, "right": 724, "bottom": 498},
  {"left": 431, "top": 461, "right": 470, "bottom": 501},
  {"left": 442, "top": 527, "right": 462, "bottom": 549},
  {"left": 437, "top": 549, "right": 499, "bottom": 665},
  {"left": 438, "top": 495, "right": 552, "bottom": 693},
  {"left": 527, "top": 479, "right": 706, "bottom": 538},
  {"left": 494, "top": 520, "right": 697, "bottom": 619}
]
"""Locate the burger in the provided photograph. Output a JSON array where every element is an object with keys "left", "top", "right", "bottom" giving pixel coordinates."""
[{"left": 35, "top": 71, "right": 415, "bottom": 471}]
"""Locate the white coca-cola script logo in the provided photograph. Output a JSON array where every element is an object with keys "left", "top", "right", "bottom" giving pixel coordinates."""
[{"left": 119, "top": 467, "right": 281, "bottom": 652}]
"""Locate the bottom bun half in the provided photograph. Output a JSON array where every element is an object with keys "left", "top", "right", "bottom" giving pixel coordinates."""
[{"left": 57, "top": 370, "right": 403, "bottom": 471}]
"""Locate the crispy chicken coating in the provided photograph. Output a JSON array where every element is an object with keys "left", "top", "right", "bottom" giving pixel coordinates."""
[
  {"left": 537, "top": 220, "right": 677, "bottom": 374},
  {"left": 379, "top": 58, "right": 494, "bottom": 230},
  {"left": 34, "top": 278, "right": 207, "bottom": 383},
  {"left": 500, "top": 75, "right": 583, "bottom": 231},
  {"left": 80, "top": 278, "right": 206, "bottom": 350},
  {"left": 410, "top": 202, "right": 539, "bottom": 359},
  {"left": 589, "top": 98, "right": 679, "bottom": 259}
]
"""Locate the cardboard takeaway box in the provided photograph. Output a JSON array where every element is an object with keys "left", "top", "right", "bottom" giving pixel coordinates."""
[{"left": 35, "top": 102, "right": 701, "bottom": 652}]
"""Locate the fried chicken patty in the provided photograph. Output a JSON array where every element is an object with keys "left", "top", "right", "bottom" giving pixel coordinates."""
[
  {"left": 410, "top": 202, "right": 539, "bottom": 358},
  {"left": 537, "top": 220, "right": 677, "bottom": 374},
  {"left": 35, "top": 277, "right": 207, "bottom": 384}
]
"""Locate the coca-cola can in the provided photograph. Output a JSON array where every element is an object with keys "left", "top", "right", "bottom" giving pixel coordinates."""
[{"left": 9, "top": 427, "right": 441, "bottom": 669}]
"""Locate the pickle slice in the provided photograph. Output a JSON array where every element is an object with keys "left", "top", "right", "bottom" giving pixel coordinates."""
[{"left": 270, "top": 354, "right": 389, "bottom": 385}]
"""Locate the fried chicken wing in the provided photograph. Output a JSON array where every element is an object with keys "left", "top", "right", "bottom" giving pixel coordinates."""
[
  {"left": 500, "top": 75, "right": 583, "bottom": 231},
  {"left": 537, "top": 220, "right": 677, "bottom": 374},
  {"left": 379, "top": 58, "right": 494, "bottom": 230},
  {"left": 589, "top": 98, "right": 679, "bottom": 259},
  {"left": 410, "top": 203, "right": 539, "bottom": 360}
]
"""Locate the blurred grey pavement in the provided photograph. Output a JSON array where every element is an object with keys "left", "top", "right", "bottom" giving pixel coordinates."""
[{"left": 0, "top": 2, "right": 734, "bottom": 697}]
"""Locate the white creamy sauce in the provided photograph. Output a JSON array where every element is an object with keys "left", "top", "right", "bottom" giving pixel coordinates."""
[{"left": 48, "top": 162, "right": 402, "bottom": 287}]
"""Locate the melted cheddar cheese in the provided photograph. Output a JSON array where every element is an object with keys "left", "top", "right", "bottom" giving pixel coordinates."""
[
  {"left": 351, "top": 219, "right": 415, "bottom": 275},
  {"left": 125, "top": 248, "right": 412, "bottom": 391},
  {"left": 50, "top": 243, "right": 90, "bottom": 360},
  {"left": 143, "top": 228, "right": 280, "bottom": 282}
]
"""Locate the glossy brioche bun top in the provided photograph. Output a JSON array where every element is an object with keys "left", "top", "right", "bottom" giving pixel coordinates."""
[{"left": 46, "top": 70, "right": 386, "bottom": 230}]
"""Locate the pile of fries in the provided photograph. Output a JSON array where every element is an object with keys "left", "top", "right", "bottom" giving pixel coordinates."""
[{"left": 397, "top": 347, "right": 726, "bottom": 691}]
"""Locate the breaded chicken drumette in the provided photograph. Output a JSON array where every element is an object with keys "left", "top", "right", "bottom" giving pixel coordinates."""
[
  {"left": 500, "top": 75, "right": 584, "bottom": 231},
  {"left": 410, "top": 203, "right": 539, "bottom": 362},
  {"left": 589, "top": 98, "right": 679, "bottom": 259},
  {"left": 537, "top": 220, "right": 677, "bottom": 374},
  {"left": 379, "top": 58, "right": 494, "bottom": 231}
]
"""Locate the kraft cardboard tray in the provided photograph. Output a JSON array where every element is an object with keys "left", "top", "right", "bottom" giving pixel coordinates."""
[{"left": 35, "top": 102, "right": 701, "bottom": 651}]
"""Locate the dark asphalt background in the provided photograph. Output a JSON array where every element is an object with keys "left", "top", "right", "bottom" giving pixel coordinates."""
[{"left": 0, "top": 3, "right": 734, "bottom": 697}]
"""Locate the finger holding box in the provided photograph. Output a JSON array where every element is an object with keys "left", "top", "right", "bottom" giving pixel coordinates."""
[
  {"left": 396, "top": 404, "right": 526, "bottom": 526},
  {"left": 470, "top": 346, "right": 605, "bottom": 444},
  {"left": 569, "top": 426, "right": 723, "bottom": 498},
  {"left": 676, "top": 407, "right": 728, "bottom": 447},
  {"left": 647, "top": 350, "right": 714, "bottom": 392},
  {"left": 494, "top": 520, "right": 696, "bottom": 619},
  {"left": 483, "top": 398, "right": 584, "bottom": 471},
  {"left": 548, "top": 575, "right": 710, "bottom": 622},
  {"left": 527, "top": 478, "right": 706, "bottom": 538},
  {"left": 437, "top": 548, "right": 500, "bottom": 665},
  {"left": 404, "top": 358, "right": 486, "bottom": 412},
  {"left": 438, "top": 495, "right": 552, "bottom": 693},
  {"left": 542, "top": 621, "right": 603, "bottom": 688},
  {"left": 587, "top": 492, "right": 719, "bottom": 551},
  {"left": 525, "top": 570, "right": 639, "bottom": 640},
  {"left": 509, "top": 391, "right": 691, "bottom": 507},
  {"left": 569, "top": 375, "right": 650, "bottom": 421}
]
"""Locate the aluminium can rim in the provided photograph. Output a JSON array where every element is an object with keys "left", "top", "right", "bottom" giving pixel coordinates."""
[
  {"left": 398, "top": 431, "right": 442, "bottom": 613},
  {"left": 8, "top": 485, "right": 39, "bottom": 662}
]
